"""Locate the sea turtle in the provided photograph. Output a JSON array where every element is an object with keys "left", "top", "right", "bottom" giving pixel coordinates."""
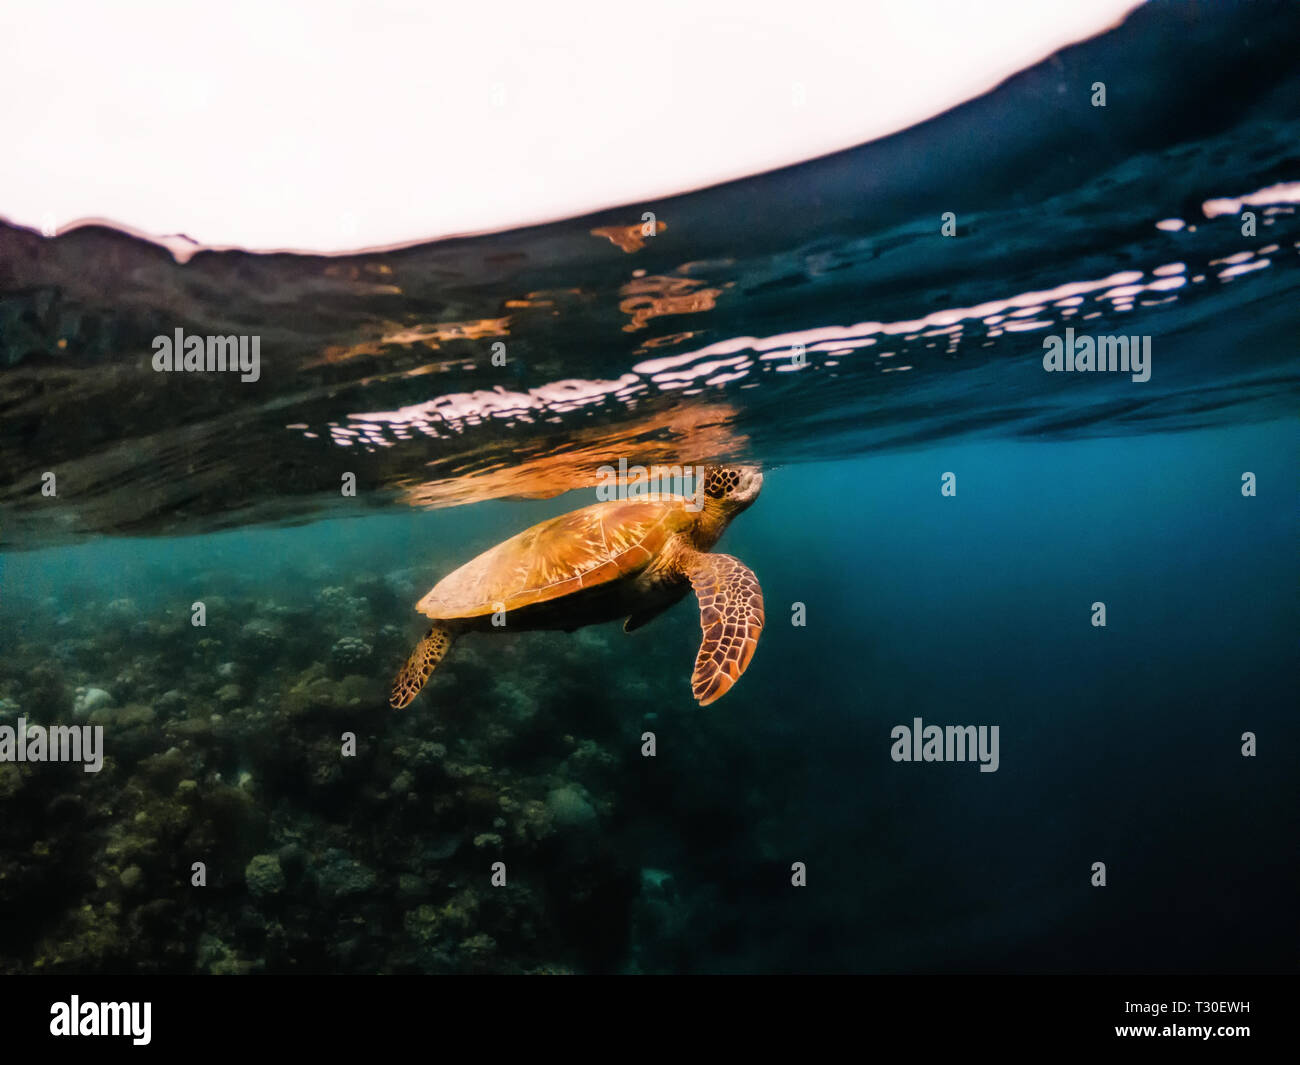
[{"left": 390, "top": 465, "right": 764, "bottom": 709}]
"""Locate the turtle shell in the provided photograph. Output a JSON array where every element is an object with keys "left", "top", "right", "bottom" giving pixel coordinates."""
[{"left": 415, "top": 497, "right": 694, "bottom": 620}]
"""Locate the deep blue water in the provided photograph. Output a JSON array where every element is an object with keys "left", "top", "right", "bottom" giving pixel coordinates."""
[
  {"left": 0, "top": 0, "right": 1296, "bottom": 973},
  {"left": 1, "top": 423, "right": 1294, "bottom": 972}
]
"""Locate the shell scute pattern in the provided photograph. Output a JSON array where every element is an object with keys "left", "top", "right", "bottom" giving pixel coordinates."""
[{"left": 417, "top": 499, "right": 686, "bottom": 619}]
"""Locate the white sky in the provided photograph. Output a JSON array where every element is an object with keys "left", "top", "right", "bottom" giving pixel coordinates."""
[{"left": 0, "top": 0, "right": 1138, "bottom": 253}]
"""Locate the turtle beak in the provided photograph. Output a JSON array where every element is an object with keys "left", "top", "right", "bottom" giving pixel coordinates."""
[{"left": 735, "top": 466, "right": 763, "bottom": 504}]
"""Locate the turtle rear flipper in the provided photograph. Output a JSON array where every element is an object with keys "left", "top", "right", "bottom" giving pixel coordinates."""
[
  {"left": 390, "top": 625, "right": 456, "bottom": 709},
  {"left": 681, "top": 551, "right": 764, "bottom": 706}
]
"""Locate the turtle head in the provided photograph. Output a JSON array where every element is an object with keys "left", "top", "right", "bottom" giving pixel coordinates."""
[
  {"left": 702, "top": 464, "right": 763, "bottom": 510},
  {"left": 693, "top": 465, "right": 762, "bottom": 544}
]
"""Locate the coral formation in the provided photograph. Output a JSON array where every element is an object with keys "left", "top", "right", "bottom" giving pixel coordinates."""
[{"left": 0, "top": 569, "right": 754, "bottom": 974}]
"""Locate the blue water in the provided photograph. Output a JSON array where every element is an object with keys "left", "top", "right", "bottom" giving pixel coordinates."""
[
  {"left": 2, "top": 422, "right": 1294, "bottom": 972},
  {"left": 0, "top": 0, "right": 1297, "bottom": 973}
]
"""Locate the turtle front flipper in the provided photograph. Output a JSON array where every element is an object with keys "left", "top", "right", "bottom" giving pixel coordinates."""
[
  {"left": 681, "top": 551, "right": 764, "bottom": 706},
  {"left": 390, "top": 625, "right": 456, "bottom": 709}
]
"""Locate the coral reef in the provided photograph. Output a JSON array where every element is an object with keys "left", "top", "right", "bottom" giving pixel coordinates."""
[
  {"left": 329, "top": 636, "right": 373, "bottom": 677},
  {"left": 0, "top": 569, "right": 759, "bottom": 974}
]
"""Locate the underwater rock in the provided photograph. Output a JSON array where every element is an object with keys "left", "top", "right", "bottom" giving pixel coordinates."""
[
  {"left": 0, "top": 761, "right": 27, "bottom": 800},
  {"left": 282, "top": 665, "right": 331, "bottom": 716},
  {"left": 276, "top": 843, "right": 306, "bottom": 885},
  {"left": 384, "top": 568, "right": 420, "bottom": 599},
  {"left": 0, "top": 563, "right": 674, "bottom": 975},
  {"left": 397, "top": 873, "right": 430, "bottom": 902},
  {"left": 329, "top": 636, "right": 374, "bottom": 677},
  {"left": 403, "top": 904, "right": 444, "bottom": 949},
  {"left": 640, "top": 868, "right": 678, "bottom": 903},
  {"left": 238, "top": 618, "right": 284, "bottom": 665},
  {"left": 626, "top": 868, "right": 695, "bottom": 974},
  {"left": 394, "top": 739, "right": 447, "bottom": 772},
  {"left": 334, "top": 673, "right": 383, "bottom": 707},
  {"left": 460, "top": 932, "right": 497, "bottom": 969},
  {"left": 73, "top": 686, "right": 113, "bottom": 718},
  {"left": 421, "top": 833, "right": 462, "bottom": 863},
  {"left": 352, "top": 573, "right": 404, "bottom": 617},
  {"left": 283, "top": 665, "right": 382, "bottom": 716},
  {"left": 135, "top": 746, "right": 192, "bottom": 791},
  {"left": 155, "top": 689, "right": 186, "bottom": 715},
  {"left": 215, "top": 683, "right": 242, "bottom": 709},
  {"left": 162, "top": 714, "right": 214, "bottom": 743},
  {"left": 508, "top": 798, "right": 553, "bottom": 844},
  {"left": 245, "top": 854, "right": 287, "bottom": 898},
  {"left": 545, "top": 785, "right": 598, "bottom": 830},
  {"left": 316, "top": 586, "right": 370, "bottom": 632},
  {"left": 437, "top": 887, "right": 480, "bottom": 934},
  {"left": 51, "top": 638, "right": 93, "bottom": 668},
  {"left": 111, "top": 657, "right": 158, "bottom": 700},
  {"left": 104, "top": 598, "right": 138, "bottom": 622},
  {"left": 88, "top": 702, "right": 156, "bottom": 730},
  {"left": 564, "top": 738, "right": 619, "bottom": 778},
  {"left": 185, "top": 782, "right": 261, "bottom": 861},
  {"left": 197, "top": 933, "right": 255, "bottom": 976},
  {"left": 315, "top": 849, "right": 377, "bottom": 901},
  {"left": 490, "top": 679, "right": 540, "bottom": 727},
  {"left": 45, "top": 792, "right": 85, "bottom": 828},
  {"left": 33, "top": 903, "right": 125, "bottom": 972}
]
